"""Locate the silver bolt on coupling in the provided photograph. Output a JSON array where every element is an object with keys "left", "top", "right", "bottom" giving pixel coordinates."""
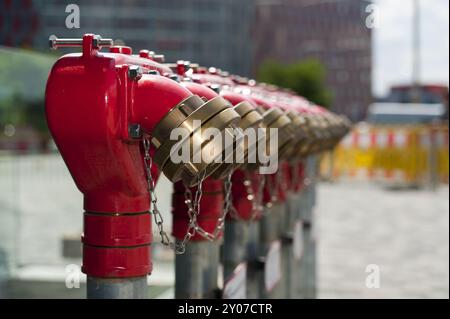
[
  {"left": 128, "top": 65, "right": 143, "bottom": 80},
  {"left": 128, "top": 123, "right": 142, "bottom": 139},
  {"left": 153, "top": 54, "right": 165, "bottom": 63},
  {"left": 49, "top": 34, "right": 113, "bottom": 50},
  {"left": 169, "top": 74, "right": 181, "bottom": 82}
]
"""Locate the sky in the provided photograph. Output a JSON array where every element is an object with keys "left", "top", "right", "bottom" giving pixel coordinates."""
[{"left": 373, "top": 0, "right": 449, "bottom": 96}]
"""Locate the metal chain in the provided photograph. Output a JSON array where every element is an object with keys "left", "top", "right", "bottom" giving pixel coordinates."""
[
  {"left": 254, "top": 173, "right": 266, "bottom": 218},
  {"left": 183, "top": 173, "right": 233, "bottom": 241},
  {"left": 143, "top": 135, "right": 237, "bottom": 252},
  {"left": 244, "top": 171, "right": 265, "bottom": 220},
  {"left": 142, "top": 138, "right": 176, "bottom": 251},
  {"left": 265, "top": 173, "right": 278, "bottom": 207},
  {"left": 179, "top": 169, "right": 207, "bottom": 252},
  {"left": 142, "top": 137, "right": 210, "bottom": 254},
  {"left": 212, "top": 173, "right": 233, "bottom": 238}
]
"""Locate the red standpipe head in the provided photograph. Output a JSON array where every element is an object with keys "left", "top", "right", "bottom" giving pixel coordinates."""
[
  {"left": 192, "top": 72, "right": 234, "bottom": 87},
  {"left": 171, "top": 82, "right": 250, "bottom": 238},
  {"left": 46, "top": 34, "right": 181, "bottom": 213},
  {"left": 45, "top": 34, "right": 193, "bottom": 278},
  {"left": 170, "top": 82, "right": 225, "bottom": 241},
  {"left": 230, "top": 170, "right": 264, "bottom": 220},
  {"left": 285, "top": 161, "right": 305, "bottom": 193},
  {"left": 219, "top": 91, "right": 266, "bottom": 220},
  {"left": 261, "top": 169, "right": 287, "bottom": 204},
  {"left": 179, "top": 81, "right": 243, "bottom": 180},
  {"left": 182, "top": 81, "right": 219, "bottom": 101},
  {"left": 172, "top": 178, "right": 224, "bottom": 241},
  {"left": 220, "top": 91, "right": 254, "bottom": 106}
]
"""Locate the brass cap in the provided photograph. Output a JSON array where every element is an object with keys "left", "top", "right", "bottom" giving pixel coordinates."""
[
  {"left": 151, "top": 95, "right": 242, "bottom": 186},
  {"left": 210, "top": 101, "right": 264, "bottom": 178}
]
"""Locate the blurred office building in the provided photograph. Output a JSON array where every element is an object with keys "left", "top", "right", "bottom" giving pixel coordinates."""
[
  {"left": 1, "top": 0, "right": 372, "bottom": 121},
  {"left": 252, "top": 0, "right": 372, "bottom": 121},
  {"left": 0, "top": 0, "right": 254, "bottom": 75}
]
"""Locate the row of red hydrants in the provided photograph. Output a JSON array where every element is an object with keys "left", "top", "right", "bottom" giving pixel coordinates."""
[{"left": 45, "top": 34, "right": 351, "bottom": 296}]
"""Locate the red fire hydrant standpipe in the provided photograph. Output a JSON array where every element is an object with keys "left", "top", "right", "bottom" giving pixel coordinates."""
[
  {"left": 217, "top": 92, "right": 265, "bottom": 299},
  {"left": 189, "top": 73, "right": 290, "bottom": 300},
  {"left": 45, "top": 34, "right": 241, "bottom": 299},
  {"left": 174, "top": 71, "right": 269, "bottom": 299},
  {"left": 267, "top": 98, "right": 310, "bottom": 299},
  {"left": 225, "top": 169, "right": 265, "bottom": 299},
  {"left": 170, "top": 82, "right": 233, "bottom": 299},
  {"left": 172, "top": 178, "right": 225, "bottom": 299},
  {"left": 248, "top": 99, "right": 295, "bottom": 299},
  {"left": 219, "top": 82, "right": 297, "bottom": 299}
]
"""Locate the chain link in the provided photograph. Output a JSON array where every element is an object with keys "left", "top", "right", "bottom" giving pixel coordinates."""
[
  {"left": 217, "top": 173, "right": 233, "bottom": 232},
  {"left": 183, "top": 173, "right": 233, "bottom": 241},
  {"left": 143, "top": 137, "right": 211, "bottom": 254},
  {"left": 142, "top": 136, "right": 235, "bottom": 252},
  {"left": 182, "top": 169, "right": 207, "bottom": 240},
  {"left": 265, "top": 173, "right": 278, "bottom": 207},
  {"left": 142, "top": 138, "right": 177, "bottom": 251},
  {"left": 243, "top": 171, "right": 265, "bottom": 220}
]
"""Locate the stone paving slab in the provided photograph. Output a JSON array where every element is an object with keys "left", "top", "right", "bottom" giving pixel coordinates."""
[
  {"left": 1, "top": 155, "right": 448, "bottom": 298},
  {"left": 315, "top": 182, "right": 449, "bottom": 299}
]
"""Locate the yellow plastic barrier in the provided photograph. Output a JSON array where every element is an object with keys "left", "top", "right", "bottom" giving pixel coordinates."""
[{"left": 321, "top": 124, "right": 449, "bottom": 186}]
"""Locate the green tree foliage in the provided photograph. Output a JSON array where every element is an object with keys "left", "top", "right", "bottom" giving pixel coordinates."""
[
  {"left": 0, "top": 47, "right": 56, "bottom": 136},
  {"left": 257, "top": 59, "right": 332, "bottom": 108}
]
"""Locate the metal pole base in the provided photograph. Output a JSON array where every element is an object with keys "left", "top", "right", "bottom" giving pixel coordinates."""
[
  {"left": 87, "top": 276, "right": 148, "bottom": 299},
  {"left": 246, "top": 221, "right": 261, "bottom": 299},
  {"left": 175, "top": 240, "right": 221, "bottom": 299},
  {"left": 296, "top": 224, "right": 317, "bottom": 299},
  {"left": 259, "top": 203, "right": 284, "bottom": 299},
  {"left": 223, "top": 220, "right": 249, "bottom": 279},
  {"left": 204, "top": 240, "right": 221, "bottom": 298}
]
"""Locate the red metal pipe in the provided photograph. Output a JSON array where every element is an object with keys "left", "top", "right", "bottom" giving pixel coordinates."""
[
  {"left": 230, "top": 169, "right": 264, "bottom": 220},
  {"left": 45, "top": 34, "right": 192, "bottom": 278},
  {"left": 219, "top": 91, "right": 264, "bottom": 221},
  {"left": 170, "top": 82, "right": 225, "bottom": 241},
  {"left": 172, "top": 178, "right": 224, "bottom": 240}
]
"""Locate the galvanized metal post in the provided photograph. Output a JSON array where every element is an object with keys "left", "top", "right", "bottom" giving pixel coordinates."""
[
  {"left": 295, "top": 156, "right": 318, "bottom": 299},
  {"left": 87, "top": 276, "right": 147, "bottom": 299},
  {"left": 282, "top": 191, "right": 301, "bottom": 298},
  {"left": 258, "top": 204, "right": 283, "bottom": 299},
  {"left": 296, "top": 187, "right": 308, "bottom": 299},
  {"left": 306, "top": 156, "right": 318, "bottom": 299},
  {"left": 246, "top": 220, "right": 261, "bottom": 299},
  {"left": 175, "top": 241, "right": 207, "bottom": 299},
  {"left": 175, "top": 240, "right": 221, "bottom": 299},
  {"left": 278, "top": 199, "right": 292, "bottom": 298},
  {"left": 203, "top": 240, "right": 221, "bottom": 298},
  {"left": 223, "top": 220, "right": 249, "bottom": 280}
]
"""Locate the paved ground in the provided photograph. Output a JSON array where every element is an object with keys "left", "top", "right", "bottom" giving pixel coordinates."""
[
  {"left": 316, "top": 182, "right": 449, "bottom": 299},
  {"left": 0, "top": 154, "right": 448, "bottom": 298}
]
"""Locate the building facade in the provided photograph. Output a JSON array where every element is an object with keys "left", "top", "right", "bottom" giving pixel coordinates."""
[
  {"left": 1, "top": 0, "right": 254, "bottom": 76},
  {"left": 1, "top": 0, "right": 372, "bottom": 121},
  {"left": 252, "top": 0, "right": 372, "bottom": 121}
]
